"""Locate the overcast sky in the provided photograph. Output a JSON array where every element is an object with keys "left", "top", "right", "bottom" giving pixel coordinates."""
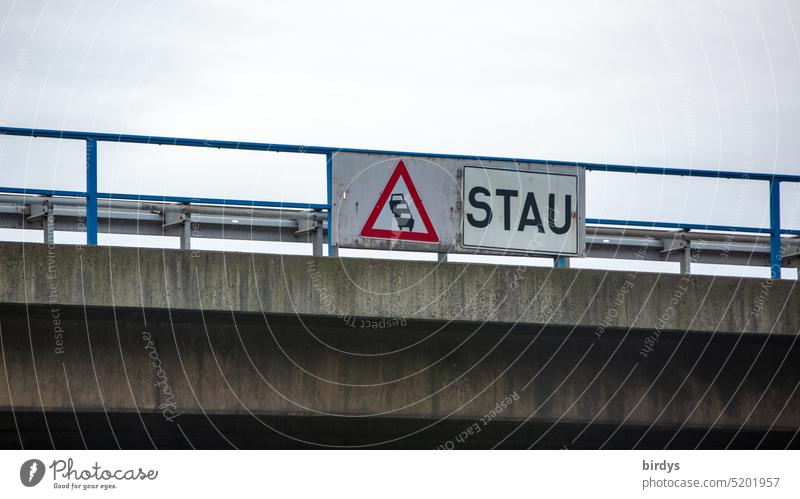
[{"left": 0, "top": 0, "right": 798, "bottom": 276}]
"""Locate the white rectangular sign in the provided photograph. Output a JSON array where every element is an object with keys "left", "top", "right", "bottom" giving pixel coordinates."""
[{"left": 462, "top": 166, "right": 580, "bottom": 255}]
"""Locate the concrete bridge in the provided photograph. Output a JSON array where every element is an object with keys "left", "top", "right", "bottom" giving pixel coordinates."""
[{"left": 0, "top": 242, "right": 798, "bottom": 448}]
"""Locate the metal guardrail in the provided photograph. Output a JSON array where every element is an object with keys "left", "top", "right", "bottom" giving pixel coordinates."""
[
  {"left": 0, "top": 194, "right": 790, "bottom": 275},
  {"left": 1, "top": 126, "right": 798, "bottom": 278}
]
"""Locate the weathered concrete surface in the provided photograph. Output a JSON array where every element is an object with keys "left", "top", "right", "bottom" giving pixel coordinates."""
[
  {"left": 0, "top": 243, "right": 798, "bottom": 447},
  {"left": 0, "top": 243, "right": 797, "bottom": 336},
  {"left": 0, "top": 307, "right": 798, "bottom": 435}
]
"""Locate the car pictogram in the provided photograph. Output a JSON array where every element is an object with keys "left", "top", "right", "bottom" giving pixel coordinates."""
[{"left": 388, "top": 193, "right": 415, "bottom": 231}]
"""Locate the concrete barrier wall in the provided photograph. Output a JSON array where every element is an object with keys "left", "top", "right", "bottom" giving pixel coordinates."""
[{"left": 0, "top": 243, "right": 796, "bottom": 336}]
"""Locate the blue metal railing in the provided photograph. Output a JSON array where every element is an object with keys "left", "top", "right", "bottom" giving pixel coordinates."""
[{"left": 1, "top": 126, "right": 798, "bottom": 278}]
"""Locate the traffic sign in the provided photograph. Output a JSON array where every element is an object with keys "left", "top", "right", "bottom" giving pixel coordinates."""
[
  {"left": 360, "top": 160, "right": 439, "bottom": 243},
  {"left": 462, "top": 166, "right": 579, "bottom": 255},
  {"left": 331, "top": 151, "right": 585, "bottom": 257}
]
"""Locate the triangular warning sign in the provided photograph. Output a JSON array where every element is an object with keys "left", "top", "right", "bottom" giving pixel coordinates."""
[{"left": 360, "top": 160, "right": 439, "bottom": 243}]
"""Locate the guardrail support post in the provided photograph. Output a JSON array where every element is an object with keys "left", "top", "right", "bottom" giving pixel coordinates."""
[
  {"left": 86, "top": 139, "right": 98, "bottom": 246},
  {"left": 44, "top": 204, "right": 55, "bottom": 245},
  {"left": 313, "top": 223, "right": 323, "bottom": 257},
  {"left": 180, "top": 218, "right": 192, "bottom": 250},
  {"left": 680, "top": 245, "right": 692, "bottom": 275},
  {"left": 769, "top": 179, "right": 781, "bottom": 279}
]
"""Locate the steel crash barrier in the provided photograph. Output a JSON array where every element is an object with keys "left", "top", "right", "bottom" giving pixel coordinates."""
[{"left": 0, "top": 125, "right": 798, "bottom": 279}]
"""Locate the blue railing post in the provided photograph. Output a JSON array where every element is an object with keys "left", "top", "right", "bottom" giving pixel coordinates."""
[
  {"left": 326, "top": 151, "right": 334, "bottom": 256},
  {"left": 86, "top": 139, "right": 98, "bottom": 246},
  {"left": 769, "top": 179, "right": 781, "bottom": 279}
]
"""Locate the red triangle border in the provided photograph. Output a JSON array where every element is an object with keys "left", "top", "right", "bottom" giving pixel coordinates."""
[{"left": 360, "top": 160, "right": 439, "bottom": 243}]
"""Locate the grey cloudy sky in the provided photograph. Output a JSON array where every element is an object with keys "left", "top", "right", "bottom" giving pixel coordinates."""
[{"left": 0, "top": 0, "right": 798, "bottom": 275}]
